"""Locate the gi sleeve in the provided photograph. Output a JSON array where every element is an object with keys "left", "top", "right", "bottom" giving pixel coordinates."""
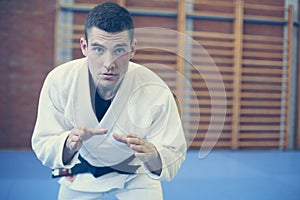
[
  {"left": 31, "top": 72, "right": 79, "bottom": 169},
  {"left": 143, "top": 90, "right": 187, "bottom": 181}
]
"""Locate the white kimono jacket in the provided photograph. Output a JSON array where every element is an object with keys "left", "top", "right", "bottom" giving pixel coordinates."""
[{"left": 32, "top": 58, "right": 186, "bottom": 192}]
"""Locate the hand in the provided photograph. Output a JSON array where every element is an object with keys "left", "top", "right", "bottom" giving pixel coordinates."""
[
  {"left": 63, "top": 126, "right": 108, "bottom": 164},
  {"left": 66, "top": 126, "right": 108, "bottom": 153},
  {"left": 113, "top": 133, "right": 162, "bottom": 174}
]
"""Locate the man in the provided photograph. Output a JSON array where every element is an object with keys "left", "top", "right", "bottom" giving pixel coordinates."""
[{"left": 32, "top": 2, "right": 186, "bottom": 199}]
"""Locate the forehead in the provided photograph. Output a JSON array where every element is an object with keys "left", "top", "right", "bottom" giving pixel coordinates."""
[{"left": 87, "top": 27, "right": 130, "bottom": 46}]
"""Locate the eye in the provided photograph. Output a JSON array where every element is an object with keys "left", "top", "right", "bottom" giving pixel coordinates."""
[
  {"left": 93, "top": 47, "right": 104, "bottom": 55},
  {"left": 114, "top": 48, "right": 126, "bottom": 56}
]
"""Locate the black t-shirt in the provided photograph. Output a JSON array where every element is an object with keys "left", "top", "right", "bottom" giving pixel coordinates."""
[{"left": 95, "top": 92, "right": 112, "bottom": 122}]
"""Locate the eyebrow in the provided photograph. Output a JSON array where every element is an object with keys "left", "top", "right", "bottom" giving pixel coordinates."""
[
  {"left": 90, "top": 42, "right": 128, "bottom": 48},
  {"left": 90, "top": 43, "right": 105, "bottom": 48},
  {"left": 114, "top": 43, "right": 128, "bottom": 48}
]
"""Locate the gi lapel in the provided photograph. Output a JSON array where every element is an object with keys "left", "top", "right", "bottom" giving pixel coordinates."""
[{"left": 73, "top": 59, "right": 99, "bottom": 129}]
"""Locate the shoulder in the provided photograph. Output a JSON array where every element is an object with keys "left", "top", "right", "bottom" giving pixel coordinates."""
[
  {"left": 47, "top": 58, "right": 85, "bottom": 80},
  {"left": 127, "top": 62, "right": 165, "bottom": 84},
  {"left": 44, "top": 58, "right": 86, "bottom": 89},
  {"left": 126, "top": 62, "right": 173, "bottom": 100}
]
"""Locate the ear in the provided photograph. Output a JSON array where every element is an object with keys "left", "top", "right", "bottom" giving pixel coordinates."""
[
  {"left": 129, "top": 39, "right": 137, "bottom": 59},
  {"left": 80, "top": 37, "right": 88, "bottom": 56}
]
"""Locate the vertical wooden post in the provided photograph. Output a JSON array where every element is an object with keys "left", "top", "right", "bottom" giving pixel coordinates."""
[
  {"left": 176, "top": 0, "right": 186, "bottom": 104},
  {"left": 285, "top": 5, "right": 294, "bottom": 149},
  {"left": 177, "top": 0, "right": 186, "bottom": 74},
  {"left": 231, "top": 0, "right": 244, "bottom": 149},
  {"left": 54, "top": 0, "right": 61, "bottom": 66},
  {"left": 118, "top": 0, "right": 126, "bottom": 7}
]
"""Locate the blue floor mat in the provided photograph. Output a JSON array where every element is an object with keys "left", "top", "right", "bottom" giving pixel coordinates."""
[{"left": 0, "top": 150, "right": 299, "bottom": 200}]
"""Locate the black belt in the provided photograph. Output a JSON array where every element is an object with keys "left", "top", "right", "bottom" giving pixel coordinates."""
[{"left": 52, "top": 155, "right": 140, "bottom": 178}]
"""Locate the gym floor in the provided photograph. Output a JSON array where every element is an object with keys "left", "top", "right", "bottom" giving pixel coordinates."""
[{"left": 0, "top": 150, "right": 299, "bottom": 200}]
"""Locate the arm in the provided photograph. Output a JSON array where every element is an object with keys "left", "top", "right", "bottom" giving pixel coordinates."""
[
  {"left": 113, "top": 91, "right": 186, "bottom": 180},
  {"left": 113, "top": 133, "right": 162, "bottom": 175},
  {"left": 31, "top": 72, "right": 107, "bottom": 168},
  {"left": 63, "top": 127, "right": 108, "bottom": 165}
]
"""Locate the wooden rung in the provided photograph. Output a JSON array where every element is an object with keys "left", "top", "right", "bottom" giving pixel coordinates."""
[
  {"left": 240, "top": 108, "right": 282, "bottom": 115},
  {"left": 244, "top": 14, "right": 285, "bottom": 22},
  {"left": 59, "top": 3, "right": 96, "bottom": 10},
  {"left": 128, "top": 6, "right": 177, "bottom": 14},
  {"left": 239, "top": 133, "right": 280, "bottom": 139},
  {"left": 184, "top": 107, "right": 229, "bottom": 114},
  {"left": 188, "top": 65, "right": 233, "bottom": 73},
  {"left": 134, "top": 54, "right": 177, "bottom": 61},
  {"left": 243, "top": 43, "right": 284, "bottom": 50},
  {"left": 244, "top": 3, "right": 285, "bottom": 11},
  {"left": 206, "top": 49, "right": 234, "bottom": 56},
  {"left": 135, "top": 34, "right": 177, "bottom": 41},
  {"left": 191, "top": 116, "right": 231, "bottom": 122},
  {"left": 191, "top": 52, "right": 233, "bottom": 59},
  {"left": 184, "top": 98, "right": 232, "bottom": 105},
  {"left": 240, "top": 100, "right": 282, "bottom": 107},
  {"left": 242, "top": 68, "right": 283, "bottom": 74},
  {"left": 189, "top": 123, "right": 232, "bottom": 130},
  {"left": 185, "top": 78, "right": 233, "bottom": 87},
  {"left": 192, "top": 61, "right": 233, "bottom": 67},
  {"left": 239, "top": 117, "right": 281, "bottom": 123},
  {"left": 187, "top": 73, "right": 233, "bottom": 80},
  {"left": 242, "top": 76, "right": 283, "bottom": 83},
  {"left": 243, "top": 34, "right": 284, "bottom": 42},
  {"left": 239, "top": 125, "right": 281, "bottom": 131},
  {"left": 241, "top": 84, "right": 283, "bottom": 91},
  {"left": 187, "top": 31, "right": 234, "bottom": 39},
  {"left": 243, "top": 51, "right": 284, "bottom": 59},
  {"left": 196, "top": 40, "right": 234, "bottom": 48},
  {"left": 241, "top": 92, "right": 282, "bottom": 99},
  {"left": 239, "top": 141, "right": 279, "bottom": 147},
  {"left": 192, "top": 57, "right": 233, "bottom": 64},
  {"left": 181, "top": 115, "right": 201, "bottom": 122},
  {"left": 190, "top": 133, "right": 232, "bottom": 140},
  {"left": 187, "top": 10, "right": 234, "bottom": 19},
  {"left": 191, "top": 141, "right": 231, "bottom": 148},
  {"left": 196, "top": 127, "right": 232, "bottom": 132},
  {"left": 147, "top": 73, "right": 176, "bottom": 79},
  {"left": 190, "top": 0, "right": 234, "bottom": 7}
]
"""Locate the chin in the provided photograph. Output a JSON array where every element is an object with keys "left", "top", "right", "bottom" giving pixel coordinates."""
[{"left": 100, "top": 80, "right": 118, "bottom": 87}]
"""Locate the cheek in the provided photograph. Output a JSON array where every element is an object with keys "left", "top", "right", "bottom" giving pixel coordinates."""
[
  {"left": 116, "top": 58, "right": 129, "bottom": 72},
  {"left": 88, "top": 55, "right": 103, "bottom": 68},
  {"left": 88, "top": 58, "right": 101, "bottom": 78}
]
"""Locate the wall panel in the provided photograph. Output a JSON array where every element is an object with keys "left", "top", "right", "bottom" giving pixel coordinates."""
[{"left": 54, "top": 0, "right": 297, "bottom": 150}]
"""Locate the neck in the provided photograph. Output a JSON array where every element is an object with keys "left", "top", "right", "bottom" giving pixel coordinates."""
[{"left": 97, "top": 87, "right": 117, "bottom": 100}]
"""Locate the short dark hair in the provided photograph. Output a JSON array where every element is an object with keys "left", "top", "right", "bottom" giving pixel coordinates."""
[{"left": 84, "top": 2, "right": 134, "bottom": 44}]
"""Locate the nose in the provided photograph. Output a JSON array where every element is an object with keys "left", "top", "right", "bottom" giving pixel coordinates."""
[{"left": 103, "top": 52, "right": 116, "bottom": 70}]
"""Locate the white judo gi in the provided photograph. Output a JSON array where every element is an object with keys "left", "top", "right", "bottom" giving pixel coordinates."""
[{"left": 32, "top": 58, "right": 186, "bottom": 199}]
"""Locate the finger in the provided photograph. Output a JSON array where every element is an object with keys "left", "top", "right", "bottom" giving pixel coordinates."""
[
  {"left": 129, "top": 144, "right": 145, "bottom": 152},
  {"left": 69, "top": 140, "right": 81, "bottom": 151},
  {"left": 127, "top": 137, "right": 143, "bottom": 145},
  {"left": 85, "top": 127, "right": 108, "bottom": 135},
  {"left": 70, "top": 134, "right": 81, "bottom": 143},
  {"left": 126, "top": 133, "right": 138, "bottom": 138},
  {"left": 67, "top": 135, "right": 82, "bottom": 152},
  {"left": 79, "top": 127, "right": 108, "bottom": 141},
  {"left": 113, "top": 133, "right": 128, "bottom": 144}
]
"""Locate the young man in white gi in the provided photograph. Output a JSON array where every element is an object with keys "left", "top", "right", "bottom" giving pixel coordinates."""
[{"left": 32, "top": 2, "right": 186, "bottom": 199}]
